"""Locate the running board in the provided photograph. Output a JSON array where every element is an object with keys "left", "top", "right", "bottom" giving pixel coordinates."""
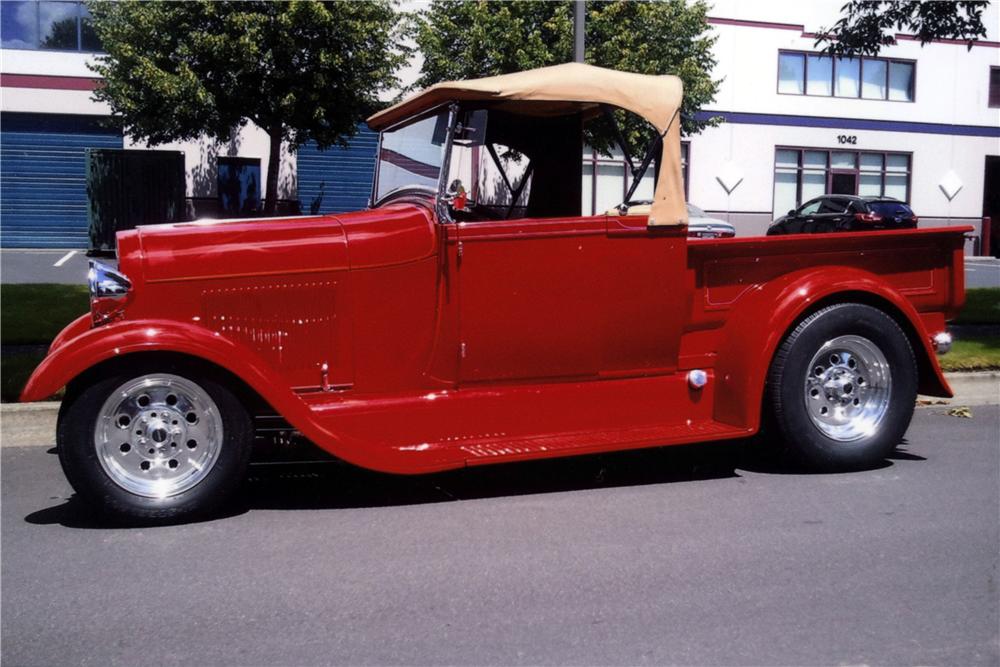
[
  {"left": 455, "top": 420, "right": 750, "bottom": 466},
  {"left": 300, "top": 372, "right": 753, "bottom": 473}
]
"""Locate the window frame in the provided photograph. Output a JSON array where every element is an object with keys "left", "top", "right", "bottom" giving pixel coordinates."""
[
  {"left": 989, "top": 66, "right": 1000, "bottom": 108},
  {"left": 772, "top": 146, "right": 913, "bottom": 216},
  {"left": 0, "top": 0, "right": 103, "bottom": 53},
  {"left": 776, "top": 50, "right": 916, "bottom": 103}
]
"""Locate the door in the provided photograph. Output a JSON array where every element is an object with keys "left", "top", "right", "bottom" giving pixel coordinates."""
[
  {"left": 983, "top": 156, "right": 1000, "bottom": 256},
  {"left": 455, "top": 213, "right": 688, "bottom": 384},
  {"left": 812, "top": 197, "right": 853, "bottom": 231},
  {"left": 0, "top": 113, "right": 123, "bottom": 248},
  {"left": 456, "top": 215, "right": 608, "bottom": 382},
  {"left": 829, "top": 151, "right": 859, "bottom": 196},
  {"left": 787, "top": 198, "right": 823, "bottom": 233},
  {"left": 830, "top": 172, "right": 857, "bottom": 195}
]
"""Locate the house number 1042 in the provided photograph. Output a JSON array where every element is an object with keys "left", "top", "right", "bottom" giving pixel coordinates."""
[{"left": 837, "top": 135, "right": 858, "bottom": 145}]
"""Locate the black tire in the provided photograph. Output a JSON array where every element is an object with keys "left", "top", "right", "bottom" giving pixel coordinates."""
[
  {"left": 57, "top": 361, "right": 253, "bottom": 524},
  {"left": 766, "top": 303, "right": 917, "bottom": 471}
]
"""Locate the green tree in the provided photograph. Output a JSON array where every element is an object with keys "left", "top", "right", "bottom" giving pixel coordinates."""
[
  {"left": 409, "top": 0, "right": 720, "bottom": 155},
  {"left": 88, "top": 0, "right": 406, "bottom": 215},
  {"left": 815, "top": 1, "right": 990, "bottom": 57}
]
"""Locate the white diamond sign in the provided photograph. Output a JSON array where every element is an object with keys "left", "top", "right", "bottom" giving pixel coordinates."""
[
  {"left": 716, "top": 162, "right": 744, "bottom": 194},
  {"left": 939, "top": 170, "right": 963, "bottom": 201}
]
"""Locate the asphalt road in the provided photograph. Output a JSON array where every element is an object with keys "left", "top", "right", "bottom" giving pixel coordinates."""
[
  {"left": 2, "top": 406, "right": 998, "bottom": 666},
  {"left": 0, "top": 249, "right": 95, "bottom": 284},
  {"left": 2, "top": 248, "right": 998, "bottom": 288}
]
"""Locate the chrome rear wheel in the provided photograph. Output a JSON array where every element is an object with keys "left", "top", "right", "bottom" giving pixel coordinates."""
[
  {"left": 803, "top": 335, "right": 892, "bottom": 442},
  {"left": 767, "top": 303, "right": 917, "bottom": 471}
]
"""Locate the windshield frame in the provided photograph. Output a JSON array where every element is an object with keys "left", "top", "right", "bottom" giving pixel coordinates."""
[{"left": 370, "top": 103, "right": 458, "bottom": 220}]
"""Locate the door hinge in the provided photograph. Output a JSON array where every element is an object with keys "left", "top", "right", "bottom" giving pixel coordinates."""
[
  {"left": 320, "top": 362, "right": 331, "bottom": 392},
  {"left": 457, "top": 240, "right": 463, "bottom": 260},
  {"left": 460, "top": 341, "right": 467, "bottom": 359}
]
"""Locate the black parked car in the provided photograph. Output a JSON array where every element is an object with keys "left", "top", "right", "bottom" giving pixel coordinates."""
[{"left": 767, "top": 195, "right": 918, "bottom": 235}]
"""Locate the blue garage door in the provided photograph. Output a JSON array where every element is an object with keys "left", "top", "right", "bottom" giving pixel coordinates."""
[
  {"left": 297, "top": 124, "right": 377, "bottom": 215},
  {"left": 1, "top": 113, "right": 123, "bottom": 248}
]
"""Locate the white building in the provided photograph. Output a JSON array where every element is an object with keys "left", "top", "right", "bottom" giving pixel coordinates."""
[
  {"left": 0, "top": 0, "right": 373, "bottom": 248},
  {"left": 1, "top": 0, "right": 998, "bottom": 251},
  {"left": 685, "top": 0, "right": 1000, "bottom": 247}
]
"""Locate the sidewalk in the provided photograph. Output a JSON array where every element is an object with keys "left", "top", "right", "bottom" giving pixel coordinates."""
[
  {"left": 965, "top": 256, "right": 1000, "bottom": 289},
  {"left": 2, "top": 372, "right": 996, "bottom": 449}
]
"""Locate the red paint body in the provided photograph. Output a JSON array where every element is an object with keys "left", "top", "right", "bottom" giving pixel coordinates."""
[{"left": 21, "top": 199, "right": 968, "bottom": 474}]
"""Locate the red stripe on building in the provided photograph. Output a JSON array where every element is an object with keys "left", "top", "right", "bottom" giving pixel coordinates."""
[
  {"left": 0, "top": 73, "right": 101, "bottom": 90},
  {"left": 706, "top": 17, "right": 807, "bottom": 31},
  {"left": 706, "top": 16, "right": 1000, "bottom": 48}
]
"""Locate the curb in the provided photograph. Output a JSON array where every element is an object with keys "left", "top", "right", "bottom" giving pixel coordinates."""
[
  {"left": 1, "top": 401, "right": 60, "bottom": 448},
  {"left": 936, "top": 370, "right": 1000, "bottom": 406},
  {"left": 1, "top": 373, "right": 997, "bottom": 449}
]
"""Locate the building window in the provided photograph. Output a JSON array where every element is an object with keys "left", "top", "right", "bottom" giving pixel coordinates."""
[
  {"left": 217, "top": 157, "right": 261, "bottom": 217},
  {"left": 0, "top": 1, "right": 102, "bottom": 52},
  {"left": 778, "top": 51, "right": 915, "bottom": 102},
  {"left": 681, "top": 141, "right": 690, "bottom": 198},
  {"left": 580, "top": 142, "right": 687, "bottom": 216},
  {"left": 773, "top": 147, "right": 911, "bottom": 216},
  {"left": 990, "top": 67, "right": 1000, "bottom": 108}
]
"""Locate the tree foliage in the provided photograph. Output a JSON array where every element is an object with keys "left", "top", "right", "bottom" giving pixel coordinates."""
[
  {"left": 88, "top": 0, "right": 406, "bottom": 214},
  {"left": 815, "top": 1, "right": 989, "bottom": 57},
  {"left": 409, "top": 0, "right": 720, "bottom": 156}
]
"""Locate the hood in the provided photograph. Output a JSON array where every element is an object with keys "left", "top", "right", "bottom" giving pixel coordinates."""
[
  {"left": 129, "top": 214, "right": 350, "bottom": 284},
  {"left": 121, "top": 202, "right": 437, "bottom": 285}
]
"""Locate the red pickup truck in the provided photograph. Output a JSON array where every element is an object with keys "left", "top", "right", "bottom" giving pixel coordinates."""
[{"left": 22, "top": 64, "right": 966, "bottom": 523}]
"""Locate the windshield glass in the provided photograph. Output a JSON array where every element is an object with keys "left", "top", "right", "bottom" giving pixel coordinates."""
[{"left": 374, "top": 110, "right": 450, "bottom": 202}]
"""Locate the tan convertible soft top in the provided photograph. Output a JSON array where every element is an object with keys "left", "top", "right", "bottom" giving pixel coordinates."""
[{"left": 367, "top": 63, "right": 687, "bottom": 226}]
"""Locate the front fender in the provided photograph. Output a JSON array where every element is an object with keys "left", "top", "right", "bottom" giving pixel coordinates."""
[
  {"left": 23, "top": 319, "right": 276, "bottom": 403},
  {"left": 712, "top": 266, "right": 952, "bottom": 430},
  {"left": 18, "top": 318, "right": 380, "bottom": 467}
]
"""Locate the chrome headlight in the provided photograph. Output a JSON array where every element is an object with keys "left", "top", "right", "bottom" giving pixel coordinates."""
[
  {"left": 88, "top": 260, "right": 131, "bottom": 298},
  {"left": 88, "top": 260, "right": 132, "bottom": 325}
]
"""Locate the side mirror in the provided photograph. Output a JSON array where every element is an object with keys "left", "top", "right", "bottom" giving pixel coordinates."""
[{"left": 787, "top": 209, "right": 796, "bottom": 217}]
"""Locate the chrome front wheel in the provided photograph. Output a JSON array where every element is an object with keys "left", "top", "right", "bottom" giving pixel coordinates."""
[
  {"left": 95, "top": 374, "right": 224, "bottom": 498},
  {"left": 58, "top": 363, "right": 252, "bottom": 523}
]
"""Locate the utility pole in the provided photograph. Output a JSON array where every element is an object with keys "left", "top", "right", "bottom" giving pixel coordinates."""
[{"left": 573, "top": 0, "right": 585, "bottom": 63}]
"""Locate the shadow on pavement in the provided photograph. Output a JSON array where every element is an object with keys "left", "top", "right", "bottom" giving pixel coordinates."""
[{"left": 24, "top": 436, "right": 915, "bottom": 529}]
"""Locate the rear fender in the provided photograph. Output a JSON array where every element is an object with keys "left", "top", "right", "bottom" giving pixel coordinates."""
[
  {"left": 19, "top": 319, "right": 365, "bottom": 466},
  {"left": 712, "top": 267, "right": 952, "bottom": 430}
]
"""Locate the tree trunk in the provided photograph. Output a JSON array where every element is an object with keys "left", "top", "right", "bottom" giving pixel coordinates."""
[{"left": 263, "top": 126, "right": 282, "bottom": 215}]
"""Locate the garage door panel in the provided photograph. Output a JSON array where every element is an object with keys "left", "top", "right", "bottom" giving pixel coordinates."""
[
  {"left": 1, "top": 113, "right": 123, "bottom": 248},
  {"left": 297, "top": 125, "right": 377, "bottom": 215}
]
